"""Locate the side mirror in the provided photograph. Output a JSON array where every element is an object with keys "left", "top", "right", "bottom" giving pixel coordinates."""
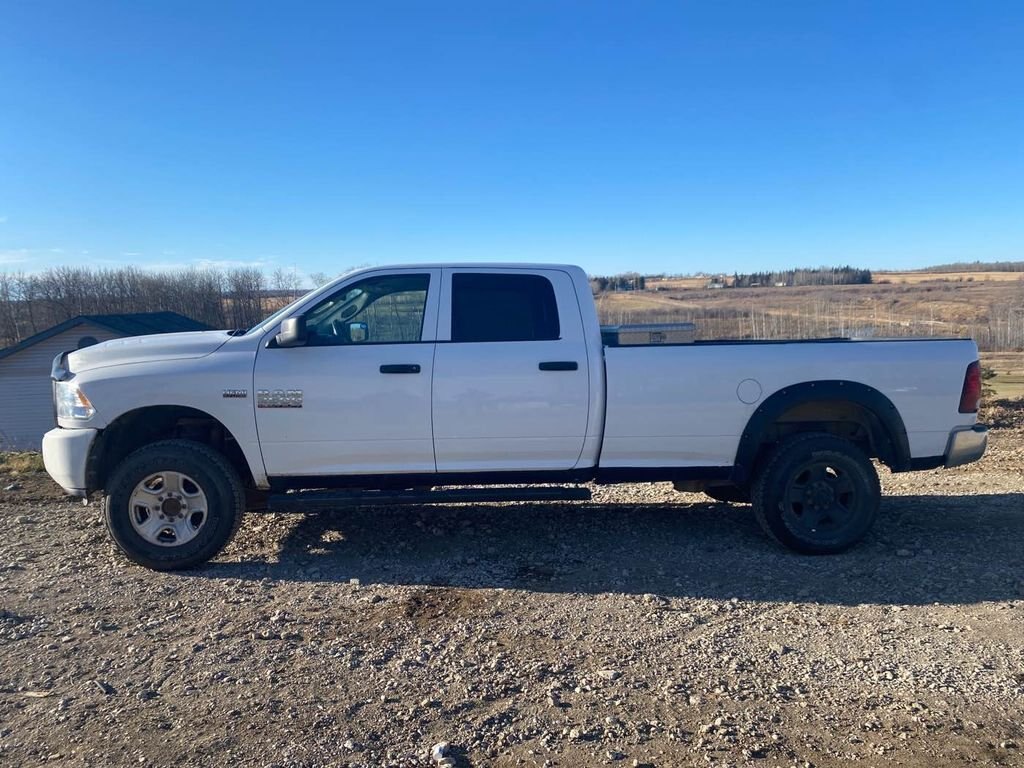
[
  {"left": 275, "top": 315, "right": 307, "bottom": 348},
  {"left": 348, "top": 322, "right": 368, "bottom": 342}
]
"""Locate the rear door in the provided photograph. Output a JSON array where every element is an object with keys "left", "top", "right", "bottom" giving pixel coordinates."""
[
  {"left": 431, "top": 268, "right": 591, "bottom": 471},
  {"left": 254, "top": 268, "right": 440, "bottom": 477}
]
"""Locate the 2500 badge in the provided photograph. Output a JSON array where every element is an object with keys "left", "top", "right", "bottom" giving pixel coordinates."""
[{"left": 256, "top": 389, "right": 303, "bottom": 408}]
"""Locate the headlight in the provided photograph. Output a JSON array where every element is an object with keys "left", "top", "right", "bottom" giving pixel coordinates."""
[{"left": 55, "top": 381, "right": 96, "bottom": 420}]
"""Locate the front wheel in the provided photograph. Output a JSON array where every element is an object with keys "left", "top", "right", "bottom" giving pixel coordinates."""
[
  {"left": 752, "top": 433, "right": 880, "bottom": 554},
  {"left": 104, "top": 440, "right": 244, "bottom": 570}
]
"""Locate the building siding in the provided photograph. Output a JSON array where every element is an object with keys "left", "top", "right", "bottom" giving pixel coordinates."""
[{"left": 0, "top": 323, "right": 120, "bottom": 451}]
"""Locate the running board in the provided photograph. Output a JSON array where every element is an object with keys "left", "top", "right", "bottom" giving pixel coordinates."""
[{"left": 267, "top": 485, "right": 592, "bottom": 511}]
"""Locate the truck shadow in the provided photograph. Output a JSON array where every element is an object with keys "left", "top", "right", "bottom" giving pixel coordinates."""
[{"left": 206, "top": 493, "right": 1024, "bottom": 606}]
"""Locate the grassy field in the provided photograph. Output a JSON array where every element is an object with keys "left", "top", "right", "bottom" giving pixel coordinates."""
[
  {"left": 983, "top": 351, "right": 1024, "bottom": 398},
  {"left": 596, "top": 269, "right": 1024, "bottom": 352},
  {"left": 0, "top": 452, "right": 44, "bottom": 474},
  {"left": 645, "top": 275, "right": 713, "bottom": 290},
  {"left": 875, "top": 270, "right": 1024, "bottom": 284},
  {"left": 992, "top": 375, "right": 1024, "bottom": 398}
]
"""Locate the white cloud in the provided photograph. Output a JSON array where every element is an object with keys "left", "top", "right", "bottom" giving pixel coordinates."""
[
  {"left": 0, "top": 248, "right": 30, "bottom": 265},
  {"left": 134, "top": 257, "right": 268, "bottom": 272},
  {"left": 195, "top": 258, "right": 273, "bottom": 270}
]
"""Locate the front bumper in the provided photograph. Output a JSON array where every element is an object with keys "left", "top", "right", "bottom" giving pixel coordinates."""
[
  {"left": 42, "top": 427, "right": 98, "bottom": 497},
  {"left": 944, "top": 424, "right": 988, "bottom": 468}
]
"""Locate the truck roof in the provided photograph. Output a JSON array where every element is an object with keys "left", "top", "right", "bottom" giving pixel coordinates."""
[{"left": 343, "top": 262, "right": 583, "bottom": 273}]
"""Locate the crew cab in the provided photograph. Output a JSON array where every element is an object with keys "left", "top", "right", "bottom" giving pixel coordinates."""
[{"left": 42, "top": 264, "right": 988, "bottom": 569}]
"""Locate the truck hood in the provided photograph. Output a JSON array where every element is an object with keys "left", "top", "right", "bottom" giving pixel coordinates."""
[{"left": 68, "top": 330, "right": 233, "bottom": 373}]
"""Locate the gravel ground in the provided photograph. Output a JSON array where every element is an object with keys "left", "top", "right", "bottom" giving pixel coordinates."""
[{"left": 1, "top": 417, "right": 1022, "bottom": 767}]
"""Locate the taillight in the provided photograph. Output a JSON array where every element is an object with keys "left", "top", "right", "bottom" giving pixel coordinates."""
[{"left": 958, "top": 360, "right": 981, "bottom": 414}]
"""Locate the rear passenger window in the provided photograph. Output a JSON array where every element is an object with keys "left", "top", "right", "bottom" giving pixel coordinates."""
[{"left": 451, "top": 273, "right": 560, "bottom": 342}]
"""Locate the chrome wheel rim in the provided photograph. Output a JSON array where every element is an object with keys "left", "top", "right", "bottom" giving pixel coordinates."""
[{"left": 129, "top": 471, "right": 208, "bottom": 547}]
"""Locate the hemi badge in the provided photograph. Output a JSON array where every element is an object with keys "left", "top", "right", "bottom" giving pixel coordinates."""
[{"left": 223, "top": 389, "right": 248, "bottom": 398}]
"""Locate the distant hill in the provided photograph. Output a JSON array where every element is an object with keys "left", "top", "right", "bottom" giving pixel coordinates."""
[{"left": 917, "top": 260, "right": 1024, "bottom": 273}]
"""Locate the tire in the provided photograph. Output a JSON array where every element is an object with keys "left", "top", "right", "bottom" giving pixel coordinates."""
[
  {"left": 752, "top": 433, "right": 880, "bottom": 554},
  {"left": 703, "top": 484, "right": 751, "bottom": 504},
  {"left": 103, "top": 439, "right": 244, "bottom": 571}
]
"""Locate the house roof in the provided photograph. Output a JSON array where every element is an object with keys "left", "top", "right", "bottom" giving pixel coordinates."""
[{"left": 0, "top": 312, "right": 212, "bottom": 361}]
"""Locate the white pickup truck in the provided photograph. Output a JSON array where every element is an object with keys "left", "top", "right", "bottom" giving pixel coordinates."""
[{"left": 42, "top": 264, "right": 988, "bottom": 570}]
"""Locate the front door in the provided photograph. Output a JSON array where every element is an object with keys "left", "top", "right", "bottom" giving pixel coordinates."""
[
  {"left": 254, "top": 269, "right": 440, "bottom": 477},
  {"left": 431, "top": 268, "right": 591, "bottom": 472}
]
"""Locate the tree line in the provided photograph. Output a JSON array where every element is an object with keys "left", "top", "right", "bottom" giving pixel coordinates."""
[
  {"left": 730, "top": 266, "right": 872, "bottom": 288},
  {"left": 3, "top": 263, "right": 1018, "bottom": 353},
  {"left": 920, "top": 260, "right": 1024, "bottom": 273},
  {"left": 590, "top": 273, "right": 646, "bottom": 292},
  {"left": 0, "top": 266, "right": 317, "bottom": 349}
]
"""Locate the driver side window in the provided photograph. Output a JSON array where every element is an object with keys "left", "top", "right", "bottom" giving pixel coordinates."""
[{"left": 305, "top": 273, "right": 430, "bottom": 346}]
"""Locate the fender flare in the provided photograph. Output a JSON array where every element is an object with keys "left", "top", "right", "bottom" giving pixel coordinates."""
[
  {"left": 730, "top": 380, "right": 911, "bottom": 484},
  {"left": 86, "top": 405, "right": 257, "bottom": 492}
]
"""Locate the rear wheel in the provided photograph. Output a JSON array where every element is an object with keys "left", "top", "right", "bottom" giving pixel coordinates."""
[
  {"left": 752, "top": 433, "right": 879, "bottom": 554},
  {"left": 104, "top": 440, "right": 244, "bottom": 570}
]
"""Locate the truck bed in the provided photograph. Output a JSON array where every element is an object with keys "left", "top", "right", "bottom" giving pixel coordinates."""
[{"left": 600, "top": 337, "right": 980, "bottom": 468}]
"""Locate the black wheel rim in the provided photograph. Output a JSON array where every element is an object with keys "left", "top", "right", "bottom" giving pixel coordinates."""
[{"left": 781, "top": 459, "right": 859, "bottom": 537}]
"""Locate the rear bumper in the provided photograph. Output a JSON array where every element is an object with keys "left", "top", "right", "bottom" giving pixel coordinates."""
[
  {"left": 944, "top": 424, "right": 988, "bottom": 468},
  {"left": 42, "top": 427, "right": 98, "bottom": 497}
]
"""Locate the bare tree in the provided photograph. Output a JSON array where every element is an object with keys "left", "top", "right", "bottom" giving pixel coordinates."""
[
  {"left": 226, "top": 267, "right": 266, "bottom": 329},
  {"left": 272, "top": 267, "right": 303, "bottom": 303}
]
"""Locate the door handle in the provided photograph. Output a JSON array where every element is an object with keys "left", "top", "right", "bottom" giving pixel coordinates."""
[
  {"left": 538, "top": 361, "right": 578, "bottom": 371},
  {"left": 380, "top": 364, "right": 421, "bottom": 374}
]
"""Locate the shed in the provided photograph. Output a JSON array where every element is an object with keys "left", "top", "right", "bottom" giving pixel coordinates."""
[{"left": 0, "top": 312, "right": 211, "bottom": 451}]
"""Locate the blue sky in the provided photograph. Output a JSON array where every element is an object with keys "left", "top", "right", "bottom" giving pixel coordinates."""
[{"left": 2, "top": 1, "right": 1023, "bottom": 280}]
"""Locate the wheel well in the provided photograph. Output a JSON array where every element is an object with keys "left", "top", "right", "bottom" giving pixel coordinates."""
[
  {"left": 732, "top": 381, "right": 912, "bottom": 486},
  {"left": 88, "top": 406, "right": 253, "bottom": 493},
  {"left": 759, "top": 400, "right": 885, "bottom": 463}
]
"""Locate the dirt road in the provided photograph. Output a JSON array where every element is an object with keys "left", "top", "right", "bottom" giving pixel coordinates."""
[{"left": 1, "top": 414, "right": 1022, "bottom": 767}]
